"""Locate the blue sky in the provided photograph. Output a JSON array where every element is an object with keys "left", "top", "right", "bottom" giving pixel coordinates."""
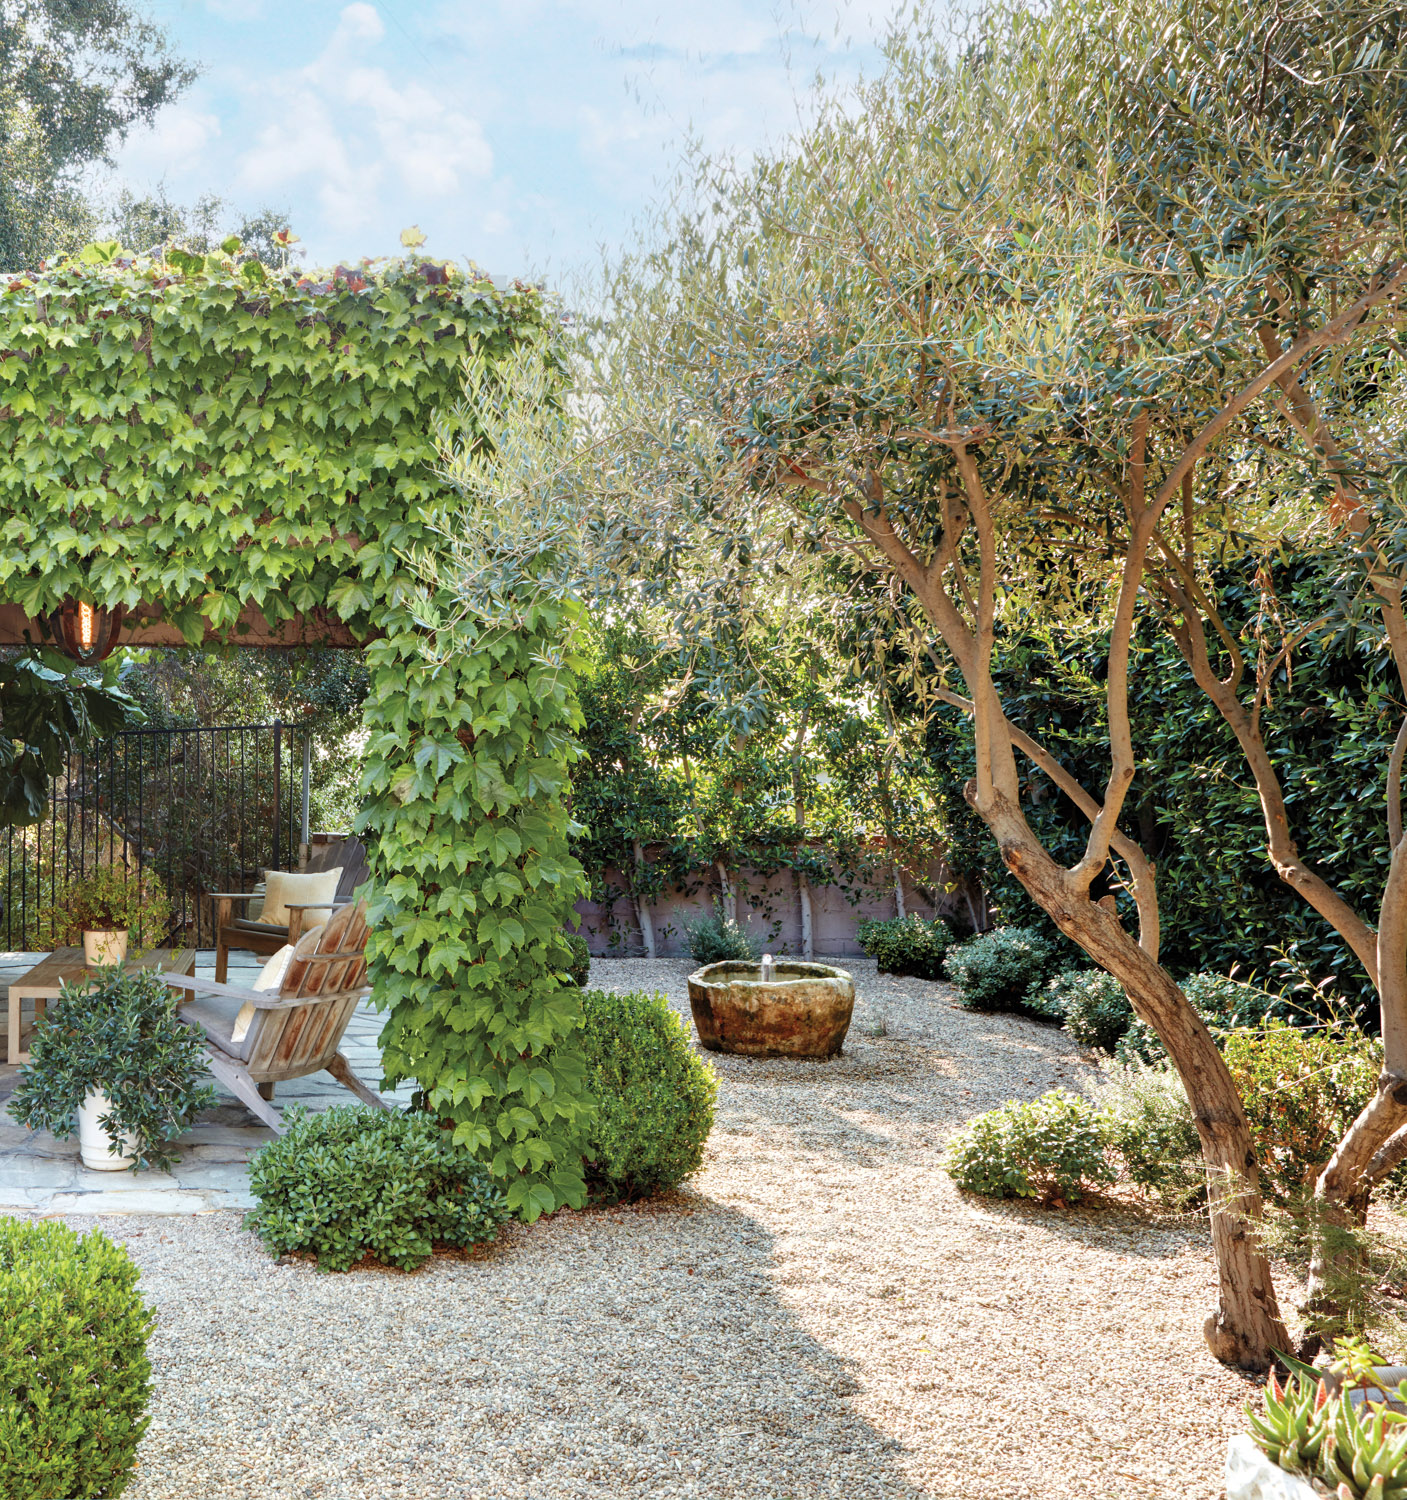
[{"left": 111, "top": 1, "right": 893, "bottom": 288}]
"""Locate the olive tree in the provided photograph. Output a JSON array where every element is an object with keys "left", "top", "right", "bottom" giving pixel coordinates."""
[{"left": 458, "top": 0, "right": 1407, "bottom": 1368}]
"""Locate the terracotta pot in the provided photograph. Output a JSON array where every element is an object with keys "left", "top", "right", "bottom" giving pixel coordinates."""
[
  {"left": 83, "top": 929, "right": 129, "bottom": 966},
  {"left": 687, "top": 960, "right": 855, "bottom": 1058},
  {"left": 78, "top": 1089, "right": 139, "bottom": 1171}
]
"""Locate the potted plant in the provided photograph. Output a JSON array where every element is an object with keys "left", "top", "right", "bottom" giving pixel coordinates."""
[
  {"left": 36, "top": 863, "right": 172, "bottom": 965},
  {"left": 1232, "top": 1338, "right": 1407, "bottom": 1499},
  {"left": 8, "top": 966, "right": 216, "bottom": 1171}
]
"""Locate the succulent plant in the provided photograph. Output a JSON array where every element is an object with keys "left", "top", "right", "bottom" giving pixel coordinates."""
[{"left": 1247, "top": 1339, "right": 1407, "bottom": 1499}]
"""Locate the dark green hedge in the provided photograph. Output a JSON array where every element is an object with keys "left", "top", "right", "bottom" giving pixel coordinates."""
[{"left": 927, "top": 554, "right": 1395, "bottom": 1017}]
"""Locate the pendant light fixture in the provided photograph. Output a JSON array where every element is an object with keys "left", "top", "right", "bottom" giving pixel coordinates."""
[{"left": 44, "top": 601, "right": 125, "bottom": 664}]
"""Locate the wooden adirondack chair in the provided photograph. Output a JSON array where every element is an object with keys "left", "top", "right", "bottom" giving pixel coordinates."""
[
  {"left": 211, "top": 831, "right": 371, "bottom": 983},
  {"left": 167, "top": 899, "right": 387, "bottom": 1134}
]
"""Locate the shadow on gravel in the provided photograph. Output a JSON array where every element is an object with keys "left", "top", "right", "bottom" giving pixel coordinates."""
[
  {"left": 110, "top": 1197, "right": 934, "bottom": 1500},
  {"left": 954, "top": 1189, "right": 1211, "bottom": 1264},
  {"left": 493, "top": 1195, "right": 935, "bottom": 1500}
]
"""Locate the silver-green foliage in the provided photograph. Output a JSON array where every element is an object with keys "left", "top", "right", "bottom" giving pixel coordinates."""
[
  {"left": 1094, "top": 1060, "right": 1205, "bottom": 1208},
  {"left": 0, "top": 1218, "right": 153, "bottom": 1500},
  {"left": 683, "top": 903, "right": 761, "bottom": 964},
  {"left": 577, "top": 989, "right": 718, "bottom": 1202},
  {"left": 244, "top": 1106, "right": 512, "bottom": 1272},
  {"left": 943, "top": 1089, "right": 1115, "bottom": 1204}
]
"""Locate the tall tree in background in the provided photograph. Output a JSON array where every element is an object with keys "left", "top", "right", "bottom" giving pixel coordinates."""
[
  {"left": 0, "top": 1, "right": 194, "bottom": 267},
  {"left": 102, "top": 185, "right": 297, "bottom": 265},
  {"left": 499, "top": 0, "right": 1407, "bottom": 1370}
]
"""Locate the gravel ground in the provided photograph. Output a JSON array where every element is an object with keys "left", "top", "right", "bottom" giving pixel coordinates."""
[{"left": 29, "top": 959, "right": 1255, "bottom": 1499}]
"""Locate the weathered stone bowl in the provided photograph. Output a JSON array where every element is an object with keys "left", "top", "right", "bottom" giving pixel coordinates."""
[{"left": 686, "top": 960, "right": 856, "bottom": 1058}]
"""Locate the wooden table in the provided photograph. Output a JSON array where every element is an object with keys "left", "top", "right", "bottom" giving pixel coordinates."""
[{"left": 6, "top": 947, "right": 198, "bottom": 1064}]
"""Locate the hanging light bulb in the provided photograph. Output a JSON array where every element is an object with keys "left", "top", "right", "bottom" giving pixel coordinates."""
[{"left": 44, "top": 601, "right": 125, "bottom": 663}]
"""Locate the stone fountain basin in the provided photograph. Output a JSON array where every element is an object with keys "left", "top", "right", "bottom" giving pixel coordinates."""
[{"left": 686, "top": 960, "right": 856, "bottom": 1058}]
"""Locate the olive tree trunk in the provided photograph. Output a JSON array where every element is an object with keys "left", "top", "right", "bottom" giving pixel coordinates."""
[{"left": 985, "top": 800, "right": 1291, "bottom": 1369}]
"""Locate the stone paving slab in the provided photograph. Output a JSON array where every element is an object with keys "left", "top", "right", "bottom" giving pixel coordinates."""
[{"left": 0, "top": 949, "right": 409, "bottom": 1214}]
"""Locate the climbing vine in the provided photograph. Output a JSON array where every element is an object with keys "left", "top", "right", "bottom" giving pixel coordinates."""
[{"left": 0, "top": 242, "right": 589, "bottom": 1216}]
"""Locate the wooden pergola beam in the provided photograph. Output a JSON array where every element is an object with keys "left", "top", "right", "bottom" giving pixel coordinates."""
[{"left": 0, "top": 602, "right": 371, "bottom": 650}]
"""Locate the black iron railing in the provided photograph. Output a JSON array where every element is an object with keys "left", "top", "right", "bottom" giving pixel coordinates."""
[{"left": 0, "top": 722, "right": 304, "bottom": 950}]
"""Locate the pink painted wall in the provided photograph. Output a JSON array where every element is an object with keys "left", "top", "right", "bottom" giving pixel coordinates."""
[{"left": 574, "top": 858, "right": 970, "bottom": 957}]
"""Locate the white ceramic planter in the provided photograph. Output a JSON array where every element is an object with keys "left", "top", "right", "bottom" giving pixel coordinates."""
[
  {"left": 83, "top": 929, "right": 129, "bottom": 966},
  {"left": 78, "top": 1089, "right": 139, "bottom": 1171},
  {"left": 1225, "top": 1434, "right": 1324, "bottom": 1499}
]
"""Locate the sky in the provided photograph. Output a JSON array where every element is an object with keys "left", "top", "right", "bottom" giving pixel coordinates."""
[{"left": 112, "top": 0, "right": 896, "bottom": 288}]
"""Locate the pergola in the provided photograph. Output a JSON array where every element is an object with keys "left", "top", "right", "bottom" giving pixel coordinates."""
[{"left": 0, "top": 247, "right": 592, "bottom": 1218}]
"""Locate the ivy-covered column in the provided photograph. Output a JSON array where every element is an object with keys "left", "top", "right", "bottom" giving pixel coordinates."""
[{"left": 358, "top": 593, "right": 592, "bottom": 1220}]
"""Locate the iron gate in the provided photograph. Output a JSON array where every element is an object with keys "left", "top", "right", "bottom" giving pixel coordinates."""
[{"left": 0, "top": 722, "right": 306, "bottom": 951}]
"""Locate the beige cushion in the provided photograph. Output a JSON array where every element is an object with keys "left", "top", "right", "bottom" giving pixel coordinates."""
[
  {"left": 253, "top": 943, "right": 296, "bottom": 993},
  {"left": 247, "top": 878, "right": 267, "bottom": 921},
  {"left": 233, "top": 943, "right": 299, "bottom": 1040},
  {"left": 260, "top": 868, "right": 341, "bottom": 927}
]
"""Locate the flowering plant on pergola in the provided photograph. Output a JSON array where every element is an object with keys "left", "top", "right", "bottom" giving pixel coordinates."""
[{"left": 0, "top": 241, "right": 593, "bottom": 1219}]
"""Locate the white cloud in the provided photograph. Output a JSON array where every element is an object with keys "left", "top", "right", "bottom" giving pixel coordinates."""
[
  {"left": 231, "top": 5, "right": 492, "bottom": 235},
  {"left": 108, "top": 0, "right": 896, "bottom": 279},
  {"left": 115, "top": 100, "right": 223, "bottom": 180}
]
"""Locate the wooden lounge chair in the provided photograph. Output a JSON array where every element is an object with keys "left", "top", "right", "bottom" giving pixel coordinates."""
[
  {"left": 167, "top": 899, "right": 387, "bottom": 1134},
  {"left": 211, "top": 831, "right": 371, "bottom": 982}
]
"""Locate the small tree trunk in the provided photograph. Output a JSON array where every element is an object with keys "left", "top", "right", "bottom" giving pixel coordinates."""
[
  {"left": 715, "top": 860, "right": 737, "bottom": 924},
  {"left": 1303, "top": 823, "right": 1407, "bottom": 1327},
  {"left": 791, "top": 692, "right": 814, "bottom": 957},
  {"left": 893, "top": 861, "right": 907, "bottom": 920},
  {"left": 798, "top": 871, "right": 814, "bottom": 958},
  {"left": 632, "top": 839, "right": 656, "bottom": 960},
  {"left": 962, "top": 882, "right": 987, "bottom": 933}
]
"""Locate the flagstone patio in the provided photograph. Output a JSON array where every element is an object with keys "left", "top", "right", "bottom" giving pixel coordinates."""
[{"left": 0, "top": 950, "right": 413, "bottom": 1215}]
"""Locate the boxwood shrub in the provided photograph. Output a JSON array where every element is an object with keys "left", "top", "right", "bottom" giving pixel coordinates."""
[
  {"left": 943, "top": 925, "right": 1056, "bottom": 1011},
  {"left": 578, "top": 988, "right": 717, "bottom": 1201},
  {"left": 943, "top": 1089, "right": 1114, "bottom": 1204},
  {"left": 0, "top": 1218, "right": 153, "bottom": 1500},
  {"left": 855, "top": 914, "right": 953, "bottom": 979},
  {"left": 244, "top": 1106, "right": 511, "bottom": 1271}
]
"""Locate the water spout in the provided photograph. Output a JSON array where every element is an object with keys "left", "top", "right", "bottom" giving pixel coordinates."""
[{"left": 760, "top": 953, "right": 775, "bottom": 982}]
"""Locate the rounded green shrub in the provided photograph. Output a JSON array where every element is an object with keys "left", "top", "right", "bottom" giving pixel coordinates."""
[
  {"left": 0, "top": 1218, "right": 153, "bottom": 1500},
  {"left": 943, "top": 1088, "right": 1114, "bottom": 1204},
  {"left": 578, "top": 988, "right": 717, "bottom": 1201},
  {"left": 561, "top": 931, "right": 591, "bottom": 987},
  {"left": 855, "top": 914, "right": 953, "bottom": 979},
  {"left": 943, "top": 925, "right": 1055, "bottom": 1011},
  {"left": 244, "top": 1106, "right": 511, "bottom": 1271},
  {"left": 1036, "top": 967, "right": 1133, "bottom": 1051}
]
